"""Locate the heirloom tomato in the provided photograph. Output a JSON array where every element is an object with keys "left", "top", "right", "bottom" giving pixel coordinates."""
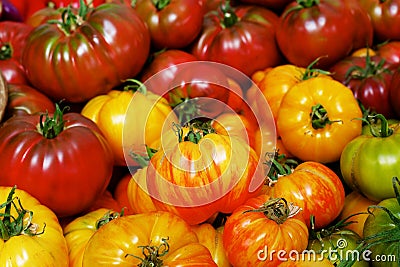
[
  {"left": 389, "top": 67, "right": 400, "bottom": 118},
  {"left": 279, "top": 257, "right": 334, "bottom": 266},
  {"left": 330, "top": 53, "right": 397, "bottom": 118},
  {"left": 5, "top": 83, "right": 55, "bottom": 119},
  {"left": 133, "top": 0, "right": 203, "bottom": 49},
  {"left": 223, "top": 195, "right": 309, "bottom": 266},
  {"left": 361, "top": 177, "right": 400, "bottom": 267},
  {"left": 22, "top": 2, "right": 150, "bottom": 103},
  {"left": 0, "top": 104, "right": 114, "bottom": 217},
  {"left": 341, "top": 114, "right": 400, "bottom": 202},
  {"left": 358, "top": 0, "right": 400, "bottom": 42},
  {"left": 113, "top": 173, "right": 135, "bottom": 215},
  {"left": 140, "top": 49, "right": 197, "bottom": 99},
  {"left": 191, "top": 3, "right": 282, "bottom": 77},
  {"left": 142, "top": 122, "right": 263, "bottom": 225},
  {"left": 262, "top": 158, "right": 345, "bottom": 229},
  {"left": 64, "top": 208, "right": 123, "bottom": 267},
  {"left": 81, "top": 81, "right": 178, "bottom": 166},
  {"left": 277, "top": 76, "right": 362, "bottom": 163},
  {"left": 338, "top": 190, "right": 377, "bottom": 238},
  {"left": 277, "top": 0, "right": 373, "bottom": 69},
  {"left": 0, "top": 186, "right": 69, "bottom": 266},
  {"left": 81, "top": 211, "right": 217, "bottom": 266},
  {"left": 191, "top": 223, "right": 230, "bottom": 267},
  {"left": 0, "top": 21, "right": 32, "bottom": 85}
]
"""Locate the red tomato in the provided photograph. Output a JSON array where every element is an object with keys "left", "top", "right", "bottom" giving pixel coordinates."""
[
  {"left": 0, "top": 21, "right": 32, "bottom": 85},
  {"left": 140, "top": 49, "right": 197, "bottom": 99},
  {"left": 133, "top": 0, "right": 204, "bottom": 49},
  {"left": 277, "top": 0, "right": 373, "bottom": 69},
  {"left": 191, "top": 3, "right": 282, "bottom": 77},
  {"left": 358, "top": 0, "right": 400, "bottom": 42},
  {"left": 0, "top": 105, "right": 114, "bottom": 217},
  {"left": 237, "top": 0, "right": 293, "bottom": 12},
  {"left": 5, "top": 83, "right": 55, "bottom": 119},
  {"left": 376, "top": 41, "right": 400, "bottom": 67},
  {"left": 22, "top": 2, "right": 150, "bottom": 103},
  {"left": 390, "top": 67, "right": 400, "bottom": 118}
]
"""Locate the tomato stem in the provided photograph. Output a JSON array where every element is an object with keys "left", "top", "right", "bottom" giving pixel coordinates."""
[
  {"left": 220, "top": 0, "right": 238, "bottom": 28},
  {"left": 130, "top": 145, "right": 158, "bottom": 167},
  {"left": 283, "top": 0, "right": 320, "bottom": 18},
  {"left": 0, "top": 43, "right": 12, "bottom": 60},
  {"left": 300, "top": 57, "right": 331, "bottom": 80},
  {"left": 151, "top": 0, "right": 170, "bottom": 10},
  {"left": 38, "top": 103, "right": 68, "bottom": 139},
  {"left": 364, "top": 114, "right": 393, "bottom": 137},
  {"left": 243, "top": 198, "right": 302, "bottom": 224},
  {"left": 125, "top": 237, "right": 169, "bottom": 267},
  {"left": 310, "top": 103, "right": 342, "bottom": 129},
  {"left": 264, "top": 151, "right": 298, "bottom": 184},
  {"left": 123, "top": 79, "right": 148, "bottom": 95},
  {"left": 172, "top": 121, "right": 214, "bottom": 144},
  {"left": 0, "top": 186, "right": 45, "bottom": 241},
  {"left": 95, "top": 210, "right": 124, "bottom": 230}
]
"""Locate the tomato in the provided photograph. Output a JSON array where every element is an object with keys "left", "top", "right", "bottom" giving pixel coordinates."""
[
  {"left": 81, "top": 81, "right": 178, "bottom": 166},
  {"left": 140, "top": 49, "right": 197, "bottom": 98},
  {"left": 389, "top": 67, "right": 400, "bottom": 119},
  {"left": 64, "top": 208, "right": 122, "bottom": 267},
  {"left": 277, "top": 76, "right": 363, "bottom": 163},
  {"left": 133, "top": 0, "right": 203, "bottom": 49},
  {"left": 357, "top": 177, "right": 400, "bottom": 267},
  {"left": 358, "top": 0, "right": 400, "bottom": 43},
  {"left": 330, "top": 53, "right": 397, "bottom": 118},
  {"left": 0, "top": 186, "right": 69, "bottom": 265},
  {"left": 191, "top": 3, "right": 282, "bottom": 77},
  {"left": 5, "top": 83, "right": 55, "bottom": 119},
  {"left": 191, "top": 223, "right": 230, "bottom": 267},
  {"left": 262, "top": 159, "right": 345, "bottom": 229},
  {"left": 22, "top": 2, "right": 150, "bottom": 103},
  {"left": 338, "top": 190, "right": 378, "bottom": 238},
  {"left": 81, "top": 211, "right": 217, "bottom": 266},
  {"left": 376, "top": 41, "right": 400, "bottom": 67},
  {"left": 307, "top": 215, "right": 368, "bottom": 266},
  {"left": 277, "top": 0, "right": 373, "bottom": 69},
  {"left": 341, "top": 114, "right": 400, "bottom": 202},
  {"left": 223, "top": 195, "right": 309, "bottom": 266},
  {"left": 0, "top": 104, "right": 114, "bottom": 217},
  {"left": 113, "top": 173, "right": 135, "bottom": 215},
  {"left": 142, "top": 122, "right": 263, "bottom": 225},
  {"left": 237, "top": 0, "right": 293, "bottom": 12},
  {"left": 0, "top": 21, "right": 32, "bottom": 85}
]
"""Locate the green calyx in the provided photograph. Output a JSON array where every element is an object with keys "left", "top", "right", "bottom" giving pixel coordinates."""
[
  {"left": 0, "top": 186, "right": 45, "bottom": 241},
  {"left": 283, "top": 0, "right": 320, "bottom": 18},
  {"left": 264, "top": 151, "right": 298, "bottom": 183},
  {"left": 38, "top": 103, "right": 68, "bottom": 139},
  {"left": 95, "top": 210, "right": 124, "bottom": 230},
  {"left": 310, "top": 103, "right": 342, "bottom": 130},
  {"left": 300, "top": 57, "right": 331, "bottom": 81},
  {"left": 173, "top": 120, "right": 215, "bottom": 144},
  {"left": 220, "top": 0, "right": 238, "bottom": 28},
  {"left": 0, "top": 43, "right": 12, "bottom": 61},
  {"left": 126, "top": 237, "right": 170, "bottom": 267},
  {"left": 363, "top": 114, "right": 394, "bottom": 138}
]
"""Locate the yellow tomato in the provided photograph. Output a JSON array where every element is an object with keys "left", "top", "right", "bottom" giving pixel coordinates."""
[
  {"left": 81, "top": 86, "right": 178, "bottom": 166},
  {"left": 0, "top": 186, "right": 69, "bottom": 266},
  {"left": 277, "top": 77, "right": 362, "bottom": 163}
]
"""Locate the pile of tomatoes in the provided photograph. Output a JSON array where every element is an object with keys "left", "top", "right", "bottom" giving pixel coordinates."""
[{"left": 0, "top": 0, "right": 400, "bottom": 266}]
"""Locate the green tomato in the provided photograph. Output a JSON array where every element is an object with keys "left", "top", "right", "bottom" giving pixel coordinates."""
[{"left": 340, "top": 115, "right": 400, "bottom": 202}]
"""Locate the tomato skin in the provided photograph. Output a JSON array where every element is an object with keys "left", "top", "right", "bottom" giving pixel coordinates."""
[
  {"left": 22, "top": 3, "right": 150, "bottom": 103},
  {"left": 0, "top": 21, "right": 32, "bottom": 85},
  {"left": 0, "top": 186, "right": 69, "bottom": 266},
  {"left": 0, "top": 112, "right": 114, "bottom": 217},
  {"left": 134, "top": 0, "right": 204, "bottom": 49},
  {"left": 340, "top": 123, "right": 400, "bottom": 202},
  {"left": 263, "top": 161, "right": 345, "bottom": 229},
  {"left": 277, "top": 77, "right": 363, "bottom": 163},
  {"left": 5, "top": 83, "right": 55, "bottom": 119},
  {"left": 192, "top": 4, "right": 282, "bottom": 77},
  {"left": 359, "top": 0, "right": 400, "bottom": 43},
  {"left": 81, "top": 211, "right": 217, "bottom": 266},
  {"left": 277, "top": 0, "right": 373, "bottom": 69},
  {"left": 237, "top": 0, "right": 293, "bottom": 12},
  {"left": 389, "top": 68, "right": 400, "bottom": 119},
  {"left": 222, "top": 194, "right": 309, "bottom": 266},
  {"left": 363, "top": 197, "right": 400, "bottom": 267}
]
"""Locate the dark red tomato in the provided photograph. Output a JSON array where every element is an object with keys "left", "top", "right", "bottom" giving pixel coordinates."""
[
  {"left": 22, "top": 2, "right": 150, "bottom": 103},
  {"left": 390, "top": 68, "right": 400, "bottom": 119},
  {"left": 277, "top": 0, "right": 373, "bottom": 69},
  {"left": 0, "top": 21, "right": 32, "bottom": 84},
  {"left": 237, "top": 0, "right": 293, "bottom": 13},
  {"left": 359, "top": 0, "right": 400, "bottom": 42},
  {"left": 133, "top": 0, "right": 204, "bottom": 49},
  {"left": 0, "top": 0, "right": 24, "bottom": 21},
  {"left": 0, "top": 105, "right": 114, "bottom": 218},
  {"left": 140, "top": 49, "right": 197, "bottom": 99},
  {"left": 191, "top": 3, "right": 282, "bottom": 77},
  {"left": 330, "top": 54, "right": 397, "bottom": 118},
  {"left": 8, "top": 0, "right": 106, "bottom": 21},
  {"left": 5, "top": 83, "right": 55, "bottom": 119}
]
